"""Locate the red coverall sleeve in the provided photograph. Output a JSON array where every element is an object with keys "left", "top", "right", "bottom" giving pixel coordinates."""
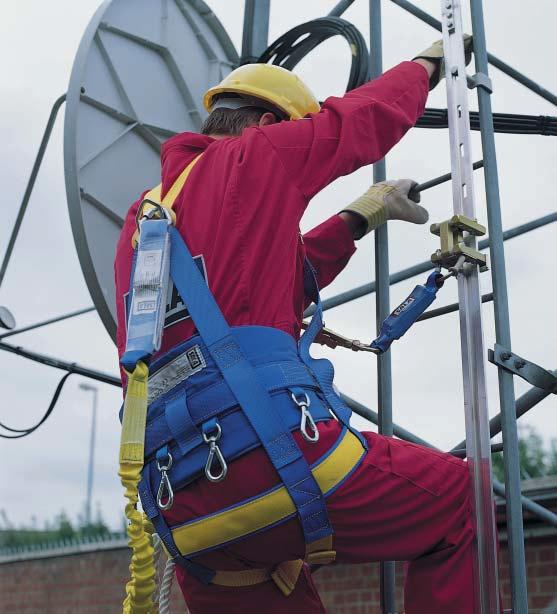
[
  {"left": 260, "top": 62, "right": 429, "bottom": 200},
  {"left": 303, "top": 214, "right": 356, "bottom": 290}
]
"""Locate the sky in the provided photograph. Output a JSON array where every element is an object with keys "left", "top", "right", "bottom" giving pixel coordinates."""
[{"left": 0, "top": 0, "right": 555, "bottom": 532}]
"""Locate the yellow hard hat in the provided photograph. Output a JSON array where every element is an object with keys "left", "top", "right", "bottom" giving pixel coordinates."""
[{"left": 203, "top": 64, "right": 320, "bottom": 120}]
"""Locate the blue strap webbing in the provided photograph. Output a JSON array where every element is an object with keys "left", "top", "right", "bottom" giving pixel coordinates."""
[
  {"left": 168, "top": 227, "right": 332, "bottom": 545},
  {"left": 145, "top": 388, "right": 331, "bottom": 462},
  {"left": 299, "top": 262, "right": 355, "bottom": 429}
]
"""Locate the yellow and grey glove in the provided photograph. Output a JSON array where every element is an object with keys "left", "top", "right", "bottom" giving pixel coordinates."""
[
  {"left": 341, "top": 180, "right": 429, "bottom": 240},
  {"left": 413, "top": 34, "right": 473, "bottom": 90}
]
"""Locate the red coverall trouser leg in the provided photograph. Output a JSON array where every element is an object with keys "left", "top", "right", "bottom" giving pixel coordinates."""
[{"left": 176, "top": 429, "right": 475, "bottom": 614}]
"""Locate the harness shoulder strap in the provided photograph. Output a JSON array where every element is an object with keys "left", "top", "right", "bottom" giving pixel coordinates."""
[
  {"left": 131, "top": 154, "right": 203, "bottom": 248},
  {"left": 147, "top": 153, "right": 203, "bottom": 209}
]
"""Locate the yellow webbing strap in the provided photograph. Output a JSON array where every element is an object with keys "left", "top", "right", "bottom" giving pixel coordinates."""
[
  {"left": 131, "top": 154, "right": 203, "bottom": 248},
  {"left": 210, "top": 537, "right": 335, "bottom": 597},
  {"left": 119, "top": 362, "right": 157, "bottom": 613},
  {"left": 120, "top": 154, "right": 203, "bottom": 613},
  {"left": 171, "top": 429, "right": 363, "bottom": 556}
]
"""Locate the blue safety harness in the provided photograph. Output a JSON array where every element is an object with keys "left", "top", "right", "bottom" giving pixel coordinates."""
[{"left": 121, "top": 216, "right": 367, "bottom": 585}]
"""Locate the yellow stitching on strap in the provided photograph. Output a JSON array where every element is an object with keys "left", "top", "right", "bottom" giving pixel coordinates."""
[{"left": 172, "top": 430, "right": 364, "bottom": 557}]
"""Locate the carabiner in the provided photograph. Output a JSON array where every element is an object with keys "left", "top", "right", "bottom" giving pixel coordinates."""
[
  {"left": 202, "top": 422, "right": 228, "bottom": 483},
  {"left": 291, "top": 390, "right": 320, "bottom": 443},
  {"left": 156, "top": 452, "right": 174, "bottom": 510}
]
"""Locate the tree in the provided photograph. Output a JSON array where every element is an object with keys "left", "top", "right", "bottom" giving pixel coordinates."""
[
  {"left": 491, "top": 425, "right": 554, "bottom": 482},
  {"left": 56, "top": 510, "right": 75, "bottom": 541}
]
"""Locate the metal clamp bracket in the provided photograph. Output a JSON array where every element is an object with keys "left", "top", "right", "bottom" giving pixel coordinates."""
[
  {"left": 431, "top": 214, "right": 488, "bottom": 271},
  {"left": 468, "top": 72, "right": 493, "bottom": 93},
  {"left": 488, "top": 343, "right": 557, "bottom": 393}
]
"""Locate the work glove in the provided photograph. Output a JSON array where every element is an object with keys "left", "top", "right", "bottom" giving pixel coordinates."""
[
  {"left": 341, "top": 180, "right": 429, "bottom": 240},
  {"left": 413, "top": 34, "right": 473, "bottom": 90}
]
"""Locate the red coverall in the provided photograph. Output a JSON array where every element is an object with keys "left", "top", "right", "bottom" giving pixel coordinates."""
[{"left": 115, "top": 62, "right": 476, "bottom": 613}]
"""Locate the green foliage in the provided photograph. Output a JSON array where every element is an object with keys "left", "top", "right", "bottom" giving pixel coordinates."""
[
  {"left": 492, "top": 425, "right": 557, "bottom": 483},
  {"left": 0, "top": 505, "right": 114, "bottom": 549}
]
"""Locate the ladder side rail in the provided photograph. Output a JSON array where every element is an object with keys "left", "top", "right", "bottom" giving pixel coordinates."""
[{"left": 441, "top": 1, "right": 500, "bottom": 611}]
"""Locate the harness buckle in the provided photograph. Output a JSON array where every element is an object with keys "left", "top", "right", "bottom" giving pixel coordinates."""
[
  {"left": 156, "top": 450, "right": 174, "bottom": 511},
  {"left": 202, "top": 421, "right": 228, "bottom": 483},
  {"left": 290, "top": 390, "right": 319, "bottom": 443}
]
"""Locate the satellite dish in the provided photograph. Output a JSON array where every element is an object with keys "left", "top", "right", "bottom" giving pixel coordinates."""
[{"left": 64, "top": 0, "right": 238, "bottom": 342}]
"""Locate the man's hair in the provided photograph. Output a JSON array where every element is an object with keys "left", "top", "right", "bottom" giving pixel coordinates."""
[{"left": 201, "top": 94, "right": 281, "bottom": 136}]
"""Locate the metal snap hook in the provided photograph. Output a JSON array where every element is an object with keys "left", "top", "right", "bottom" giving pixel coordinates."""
[
  {"left": 291, "top": 391, "right": 320, "bottom": 443},
  {"left": 156, "top": 452, "right": 174, "bottom": 510},
  {"left": 202, "top": 422, "right": 228, "bottom": 483}
]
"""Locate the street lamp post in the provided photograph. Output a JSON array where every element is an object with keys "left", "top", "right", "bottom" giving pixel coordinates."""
[{"left": 79, "top": 382, "right": 98, "bottom": 526}]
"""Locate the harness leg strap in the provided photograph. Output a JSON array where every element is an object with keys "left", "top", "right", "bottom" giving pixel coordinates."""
[{"left": 210, "top": 535, "right": 336, "bottom": 597}]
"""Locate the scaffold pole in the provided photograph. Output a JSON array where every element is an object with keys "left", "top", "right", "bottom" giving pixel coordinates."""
[
  {"left": 440, "top": 1, "right": 499, "bottom": 610},
  {"left": 469, "top": 0, "right": 528, "bottom": 609},
  {"left": 369, "top": 2, "right": 396, "bottom": 611}
]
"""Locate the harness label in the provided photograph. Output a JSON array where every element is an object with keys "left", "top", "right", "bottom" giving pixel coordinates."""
[
  {"left": 125, "top": 254, "right": 208, "bottom": 328},
  {"left": 148, "top": 345, "right": 206, "bottom": 404}
]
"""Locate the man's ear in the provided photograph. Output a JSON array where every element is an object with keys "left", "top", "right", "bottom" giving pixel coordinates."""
[{"left": 259, "top": 112, "right": 278, "bottom": 127}]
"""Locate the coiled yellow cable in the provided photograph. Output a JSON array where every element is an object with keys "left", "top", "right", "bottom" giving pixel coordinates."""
[{"left": 119, "top": 362, "right": 157, "bottom": 613}]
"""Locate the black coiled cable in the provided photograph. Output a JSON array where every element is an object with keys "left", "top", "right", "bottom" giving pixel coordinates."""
[
  {"left": 257, "top": 18, "right": 555, "bottom": 136},
  {"left": 258, "top": 17, "right": 370, "bottom": 92},
  {"left": 418, "top": 108, "right": 557, "bottom": 136}
]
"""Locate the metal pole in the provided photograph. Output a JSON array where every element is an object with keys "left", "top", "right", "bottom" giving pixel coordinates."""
[
  {"left": 241, "top": 0, "right": 270, "bottom": 64},
  {"left": 0, "top": 306, "right": 95, "bottom": 340},
  {"left": 441, "top": 2, "right": 498, "bottom": 610},
  {"left": 329, "top": 0, "right": 357, "bottom": 17},
  {"left": 416, "top": 292, "right": 493, "bottom": 322},
  {"left": 390, "top": 0, "right": 557, "bottom": 107},
  {"left": 469, "top": 2, "right": 528, "bottom": 607},
  {"left": 304, "top": 211, "right": 556, "bottom": 316},
  {"left": 369, "top": 3, "right": 396, "bottom": 612},
  {"left": 0, "top": 94, "right": 66, "bottom": 289},
  {"left": 412, "top": 160, "right": 484, "bottom": 195},
  {"left": 0, "top": 340, "right": 120, "bottom": 387},
  {"left": 451, "top": 372, "right": 556, "bottom": 451},
  {"left": 80, "top": 383, "right": 98, "bottom": 526}
]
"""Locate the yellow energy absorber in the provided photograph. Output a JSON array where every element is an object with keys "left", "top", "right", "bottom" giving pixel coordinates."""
[
  {"left": 119, "top": 154, "right": 203, "bottom": 613},
  {"left": 119, "top": 361, "right": 157, "bottom": 614}
]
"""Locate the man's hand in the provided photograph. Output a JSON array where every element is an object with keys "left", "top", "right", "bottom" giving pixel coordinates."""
[
  {"left": 413, "top": 34, "right": 473, "bottom": 90},
  {"left": 340, "top": 180, "right": 428, "bottom": 240}
]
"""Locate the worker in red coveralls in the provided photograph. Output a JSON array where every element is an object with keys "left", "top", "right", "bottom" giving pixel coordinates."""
[{"left": 115, "top": 37, "right": 479, "bottom": 614}]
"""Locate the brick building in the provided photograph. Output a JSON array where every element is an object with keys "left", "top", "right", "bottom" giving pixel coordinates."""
[{"left": 1, "top": 477, "right": 556, "bottom": 613}]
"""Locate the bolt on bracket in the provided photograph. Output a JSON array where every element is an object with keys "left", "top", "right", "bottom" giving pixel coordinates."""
[{"left": 489, "top": 343, "right": 557, "bottom": 393}]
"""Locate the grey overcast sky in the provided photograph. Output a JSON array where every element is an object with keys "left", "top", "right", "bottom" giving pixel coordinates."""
[{"left": 0, "top": 1, "right": 555, "bottom": 531}]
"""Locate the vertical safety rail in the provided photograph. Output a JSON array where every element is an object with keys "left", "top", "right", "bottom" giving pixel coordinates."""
[
  {"left": 369, "top": 2, "right": 396, "bottom": 612},
  {"left": 469, "top": 0, "right": 529, "bottom": 611},
  {"left": 440, "top": 2, "right": 499, "bottom": 612}
]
